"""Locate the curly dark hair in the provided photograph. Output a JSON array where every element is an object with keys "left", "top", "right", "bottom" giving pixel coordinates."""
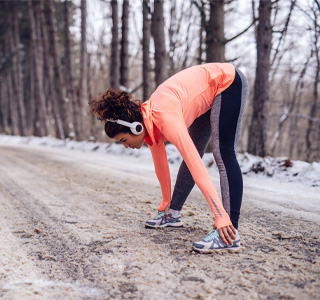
[{"left": 89, "top": 88, "right": 143, "bottom": 138}]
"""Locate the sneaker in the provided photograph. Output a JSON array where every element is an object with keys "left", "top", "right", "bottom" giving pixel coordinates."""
[
  {"left": 192, "top": 229, "right": 241, "bottom": 253},
  {"left": 145, "top": 211, "right": 183, "bottom": 228}
]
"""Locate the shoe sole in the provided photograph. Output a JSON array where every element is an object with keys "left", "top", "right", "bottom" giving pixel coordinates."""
[
  {"left": 145, "top": 222, "right": 183, "bottom": 229},
  {"left": 192, "top": 245, "right": 244, "bottom": 253}
]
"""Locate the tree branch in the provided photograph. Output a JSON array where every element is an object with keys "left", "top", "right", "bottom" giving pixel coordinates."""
[
  {"left": 271, "top": 0, "right": 296, "bottom": 66},
  {"left": 130, "top": 82, "right": 143, "bottom": 94},
  {"left": 191, "top": 0, "right": 207, "bottom": 29},
  {"left": 269, "top": 112, "right": 320, "bottom": 123},
  {"left": 225, "top": 17, "right": 257, "bottom": 44}
]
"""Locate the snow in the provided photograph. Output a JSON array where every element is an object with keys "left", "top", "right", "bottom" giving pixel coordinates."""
[{"left": 1, "top": 134, "right": 319, "bottom": 187}]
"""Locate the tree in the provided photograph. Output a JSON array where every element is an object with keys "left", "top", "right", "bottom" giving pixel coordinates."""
[
  {"left": 305, "top": 1, "right": 320, "bottom": 161},
  {"left": 206, "top": 0, "right": 225, "bottom": 62},
  {"left": 120, "top": 0, "right": 129, "bottom": 89},
  {"left": 28, "top": 0, "right": 49, "bottom": 136},
  {"left": 151, "top": 0, "right": 168, "bottom": 85},
  {"left": 6, "top": 5, "right": 19, "bottom": 135},
  {"left": 110, "top": 0, "right": 120, "bottom": 89},
  {"left": 167, "top": 0, "right": 192, "bottom": 74},
  {"left": 45, "top": 0, "right": 70, "bottom": 139},
  {"left": 40, "top": 0, "right": 64, "bottom": 139},
  {"left": 78, "top": 0, "right": 88, "bottom": 140},
  {"left": 25, "top": 46, "right": 35, "bottom": 133},
  {"left": 142, "top": 0, "right": 151, "bottom": 100},
  {"left": 64, "top": 0, "right": 80, "bottom": 140},
  {"left": 193, "top": 0, "right": 206, "bottom": 64},
  {"left": 247, "top": 0, "right": 272, "bottom": 156},
  {"left": 193, "top": 0, "right": 257, "bottom": 64},
  {"left": 4, "top": 30, "right": 18, "bottom": 135},
  {"left": 270, "top": 0, "right": 297, "bottom": 81},
  {"left": 0, "top": 1, "right": 9, "bottom": 133},
  {"left": 0, "top": 31, "right": 10, "bottom": 133},
  {"left": 12, "top": 2, "right": 26, "bottom": 136}
]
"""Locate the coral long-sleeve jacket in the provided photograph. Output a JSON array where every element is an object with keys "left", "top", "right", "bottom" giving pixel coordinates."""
[{"left": 141, "top": 63, "right": 236, "bottom": 229}]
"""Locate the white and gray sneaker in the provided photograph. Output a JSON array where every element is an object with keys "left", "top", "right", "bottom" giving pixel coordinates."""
[
  {"left": 192, "top": 229, "right": 241, "bottom": 253},
  {"left": 145, "top": 211, "right": 183, "bottom": 228}
]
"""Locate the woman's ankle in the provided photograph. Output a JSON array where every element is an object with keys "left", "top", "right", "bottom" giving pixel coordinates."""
[{"left": 168, "top": 208, "right": 181, "bottom": 217}]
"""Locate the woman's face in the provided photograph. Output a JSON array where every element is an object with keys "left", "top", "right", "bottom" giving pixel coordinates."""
[{"left": 114, "top": 131, "right": 145, "bottom": 149}]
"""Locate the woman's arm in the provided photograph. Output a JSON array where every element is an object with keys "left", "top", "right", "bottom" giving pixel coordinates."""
[
  {"left": 157, "top": 111, "right": 232, "bottom": 229},
  {"left": 148, "top": 143, "right": 171, "bottom": 211}
]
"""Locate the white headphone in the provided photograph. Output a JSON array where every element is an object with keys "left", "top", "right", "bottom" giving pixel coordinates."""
[{"left": 107, "top": 119, "right": 144, "bottom": 135}]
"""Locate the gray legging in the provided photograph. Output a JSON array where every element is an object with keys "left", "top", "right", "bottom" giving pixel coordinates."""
[{"left": 170, "top": 69, "right": 248, "bottom": 229}]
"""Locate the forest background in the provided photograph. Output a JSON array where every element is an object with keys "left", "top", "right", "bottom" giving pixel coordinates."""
[{"left": 0, "top": 0, "right": 319, "bottom": 162}]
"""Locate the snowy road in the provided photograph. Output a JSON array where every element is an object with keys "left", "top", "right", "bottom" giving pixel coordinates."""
[{"left": 0, "top": 143, "right": 319, "bottom": 299}]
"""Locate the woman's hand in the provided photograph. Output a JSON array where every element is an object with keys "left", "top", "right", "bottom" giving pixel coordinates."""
[
  {"left": 164, "top": 203, "right": 170, "bottom": 218},
  {"left": 217, "top": 225, "right": 236, "bottom": 245}
]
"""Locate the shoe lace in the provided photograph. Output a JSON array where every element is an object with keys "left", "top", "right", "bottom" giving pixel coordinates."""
[
  {"left": 155, "top": 211, "right": 165, "bottom": 220},
  {"left": 203, "top": 230, "right": 219, "bottom": 242}
]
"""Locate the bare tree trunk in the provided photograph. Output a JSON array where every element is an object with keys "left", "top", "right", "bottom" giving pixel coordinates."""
[
  {"left": 28, "top": 0, "right": 48, "bottom": 136},
  {"left": 6, "top": 8, "right": 19, "bottom": 136},
  {"left": 35, "top": 1, "right": 52, "bottom": 134},
  {"left": 168, "top": 0, "right": 177, "bottom": 75},
  {"left": 7, "top": 71, "right": 15, "bottom": 134},
  {"left": 9, "top": 75, "right": 19, "bottom": 134},
  {"left": 193, "top": 0, "right": 255, "bottom": 64},
  {"left": 120, "top": 0, "right": 129, "bottom": 89},
  {"left": 78, "top": 0, "right": 88, "bottom": 140},
  {"left": 0, "top": 79, "right": 8, "bottom": 133},
  {"left": 182, "top": 2, "right": 193, "bottom": 69},
  {"left": 12, "top": 3, "right": 26, "bottom": 136},
  {"left": 251, "top": 0, "right": 258, "bottom": 37},
  {"left": 41, "top": 10, "right": 51, "bottom": 111},
  {"left": 0, "top": 2, "right": 5, "bottom": 132},
  {"left": 1, "top": 30, "right": 11, "bottom": 134},
  {"left": 64, "top": 0, "right": 78, "bottom": 139},
  {"left": 111, "top": 0, "right": 120, "bottom": 89},
  {"left": 270, "top": 0, "right": 296, "bottom": 81},
  {"left": 206, "top": 0, "right": 225, "bottom": 62},
  {"left": 192, "top": 0, "right": 206, "bottom": 65},
  {"left": 25, "top": 48, "right": 35, "bottom": 133},
  {"left": 248, "top": 0, "right": 272, "bottom": 156},
  {"left": 142, "top": 0, "right": 151, "bottom": 101},
  {"left": 0, "top": 38, "right": 9, "bottom": 133},
  {"left": 288, "top": 90, "right": 303, "bottom": 158},
  {"left": 167, "top": 0, "right": 187, "bottom": 74},
  {"left": 40, "top": 0, "right": 63, "bottom": 139},
  {"left": 306, "top": 7, "right": 320, "bottom": 162},
  {"left": 87, "top": 53, "right": 95, "bottom": 138},
  {"left": 151, "top": 0, "right": 168, "bottom": 86},
  {"left": 45, "top": 0, "right": 69, "bottom": 139}
]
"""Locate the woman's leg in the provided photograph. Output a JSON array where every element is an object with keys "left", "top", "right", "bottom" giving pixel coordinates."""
[
  {"left": 170, "top": 109, "right": 212, "bottom": 211},
  {"left": 210, "top": 69, "right": 248, "bottom": 229}
]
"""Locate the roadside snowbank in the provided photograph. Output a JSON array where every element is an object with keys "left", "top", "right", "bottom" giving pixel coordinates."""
[{"left": 1, "top": 134, "right": 319, "bottom": 187}]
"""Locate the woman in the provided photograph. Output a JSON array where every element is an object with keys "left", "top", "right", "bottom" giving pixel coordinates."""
[{"left": 89, "top": 63, "right": 248, "bottom": 253}]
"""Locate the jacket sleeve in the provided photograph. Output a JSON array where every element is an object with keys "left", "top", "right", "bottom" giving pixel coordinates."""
[
  {"left": 148, "top": 142, "right": 172, "bottom": 211},
  {"left": 155, "top": 111, "right": 232, "bottom": 229}
]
